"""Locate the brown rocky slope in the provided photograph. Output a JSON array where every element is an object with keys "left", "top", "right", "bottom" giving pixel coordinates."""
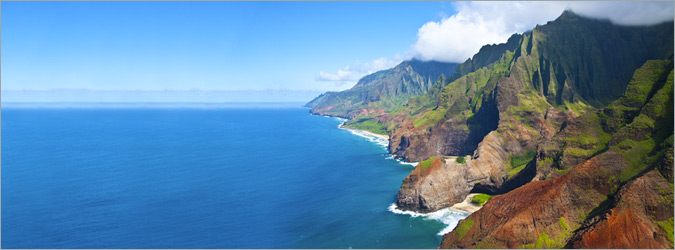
[
  {"left": 440, "top": 61, "right": 674, "bottom": 248},
  {"left": 394, "top": 12, "right": 674, "bottom": 221}
]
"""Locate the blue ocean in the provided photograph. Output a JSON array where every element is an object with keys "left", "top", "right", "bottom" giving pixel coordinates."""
[{"left": 2, "top": 103, "right": 468, "bottom": 249}]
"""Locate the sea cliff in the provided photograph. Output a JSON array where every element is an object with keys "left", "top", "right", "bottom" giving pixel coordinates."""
[{"left": 307, "top": 10, "right": 674, "bottom": 249}]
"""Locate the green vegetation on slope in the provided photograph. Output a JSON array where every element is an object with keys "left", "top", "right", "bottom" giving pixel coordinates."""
[
  {"left": 455, "top": 219, "right": 474, "bottom": 240},
  {"left": 657, "top": 217, "right": 674, "bottom": 243},
  {"left": 511, "top": 150, "right": 536, "bottom": 168},
  {"left": 470, "top": 194, "right": 493, "bottom": 206},
  {"left": 418, "top": 156, "right": 438, "bottom": 172},
  {"left": 413, "top": 107, "right": 447, "bottom": 128},
  {"left": 456, "top": 155, "right": 466, "bottom": 164},
  {"left": 605, "top": 61, "right": 674, "bottom": 183},
  {"left": 531, "top": 11, "right": 674, "bottom": 107},
  {"left": 343, "top": 118, "right": 388, "bottom": 135},
  {"left": 518, "top": 217, "right": 572, "bottom": 249},
  {"left": 506, "top": 150, "right": 536, "bottom": 179},
  {"left": 306, "top": 59, "right": 458, "bottom": 118}
]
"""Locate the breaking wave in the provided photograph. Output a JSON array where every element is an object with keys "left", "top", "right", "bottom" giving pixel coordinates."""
[{"left": 388, "top": 203, "right": 470, "bottom": 236}]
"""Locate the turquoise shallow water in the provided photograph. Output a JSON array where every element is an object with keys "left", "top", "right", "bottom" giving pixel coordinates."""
[{"left": 2, "top": 104, "right": 467, "bottom": 248}]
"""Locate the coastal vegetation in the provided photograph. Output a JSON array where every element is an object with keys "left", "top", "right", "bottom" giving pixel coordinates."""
[
  {"left": 469, "top": 194, "right": 492, "bottom": 206},
  {"left": 419, "top": 157, "right": 438, "bottom": 172},
  {"left": 343, "top": 118, "right": 388, "bottom": 135},
  {"left": 454, "top": 219, "right": 474, "bottom": 240},
  {"left": 456, "top": 155, "right": 466, "bottom": 164}
]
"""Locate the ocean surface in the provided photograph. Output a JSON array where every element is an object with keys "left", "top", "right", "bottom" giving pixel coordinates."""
[{"left": 2, "top": 103, "right": 468, "bottom": 249}]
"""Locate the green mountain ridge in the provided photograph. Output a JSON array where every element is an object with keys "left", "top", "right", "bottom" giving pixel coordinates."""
[
  {"left": 306, "top": 9, "right": 674, "bottom": 249},
  {"left": 306, "top": 59, "right": 459, "bottom": 119},
  {"left": 385, "top": 10, "right": 674, "bottom": 161}
]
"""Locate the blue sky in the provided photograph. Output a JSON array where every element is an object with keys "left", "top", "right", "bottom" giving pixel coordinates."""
[
  {"left": 3, "top": 1, "right": 672, "bottom": 102},
  {"left": 2, "top": 2, "right": 454, "bottom": 97}
]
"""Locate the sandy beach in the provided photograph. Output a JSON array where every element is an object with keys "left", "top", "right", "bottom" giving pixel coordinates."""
[
  {"left": 450, "top": 193, "right": 483, "bottom": 213},
  {"left": 356, "top": 129, "right": 389, "bottom": 140},
  {"left": 339, "top": 125, "right": 390, "bottom": 140}
]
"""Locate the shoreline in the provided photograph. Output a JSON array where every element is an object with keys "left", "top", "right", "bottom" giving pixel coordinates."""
[
  {"left": 331, "top": 113, "right": 480, "bottom": 214},
  {"left": 310, "top": 112, "right": 390, "bottom": 141},
  {"left": 450, "top": 193, "right": 483, "bottom": 213},
  {"left": 338, "top": 124, "right": 390, "bottom": 141},
  {"left": 316, "top": 113, "right": 414, "bottom": 165},
  {"left": 325, "top": 112, "right": 473, "bottom": 236}
]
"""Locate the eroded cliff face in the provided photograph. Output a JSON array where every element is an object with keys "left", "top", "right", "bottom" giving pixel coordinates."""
[
  {"left": 389, "top": 11, "right": 674, "bottom": 164},
  {"left": 396, "top": 132, "right": 509, "bottom": 212},
  {"left": 440, "top": 151, "right": 628, "bottom": 248},
  {"left": 439, "top": 61, "right": 674, "bottom": 248},
  {"left": 389, "top": 119, "right": 478, "bottom": 162},
  {"left": 391, "top": 12, "right": 674, "bottom": 215},
  {"left": 388, "top": 50, "right": 509, "bottom": 162},
  {"left": 565, "top": 169, "right": 673, "bottom": 249},
  {"left": 440, "top": 151, "right": 673, "bottom": 249}
]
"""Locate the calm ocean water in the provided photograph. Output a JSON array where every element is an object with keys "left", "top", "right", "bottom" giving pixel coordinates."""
[{"left": 2, "top": 104, "right": 467, "bottom": 248}]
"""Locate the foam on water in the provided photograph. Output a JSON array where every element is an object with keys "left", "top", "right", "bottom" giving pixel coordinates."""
[
  {"left": 388, "top": 203, "right": 469, "bottom": 236},
  {"left": 385, "top": 155, "right": 418, "bottom": 167},
  {"left": 333, "top": 116, "right": 467, "bottom": 236},
  {"left": 339, "top": 127, "right": 389, "bottom": 150},
  {"left": 5, "top": 108, "right": 455, "bottom": 248},
  {"left": 335, "top": 121, "right": 417, "bottom": 167},
  {"left": 395, "top": 159, "right": 418, "bottom": 167}
]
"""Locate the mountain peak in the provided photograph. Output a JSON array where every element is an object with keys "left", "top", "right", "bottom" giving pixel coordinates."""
[{"left": 556, "top": 9, "right": 582, "bottom": 21}]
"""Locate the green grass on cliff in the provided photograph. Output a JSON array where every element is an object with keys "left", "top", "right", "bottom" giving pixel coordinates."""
[
  {"left": 612, "top": 69, "right": 674, "bottom": 183},
  {"left": 518, "top": 232, "right": 557, "bottom": 249},
  {"left": 511, "top": 150, "right": 536, "bottom": 168},
  {"left": 518, "top": 217, "right": 573, "bottom": 249},
  {"left": 614, "top": 138, "right": 657, "bottom": 182},
  {"left": 470, "top": 194, "right": 493, "bottom": 206},
  {"left": 507, "top": 165, "right": 528, "bottom": 180},
  {"left": 343, "top": 119, "right": 388, "bottom": 135},
  {"left": 413, "top": 107, "right": 447, "bottom": 128},
  {"left": 621, "top": 60, "right": 672, "bottom": 107},
  {"left": 455, "top": 219, "right": 474, "bottom": 240},
  {"left": 534, "top": 232, "right": 556, "bottom": 249},
  {"left": 456, "top": 155, "right": 466, "bottom": 164},
  {"left": 419, "top": 157, "right": 438, "bottom": 172},
  {"left": 563, "top": 100, "right": 592, "bottom": 116},
  {"left": 409, "top": 44, "right": 516, "bottom": 132},
  {"left": 657, "top": 217, "right": 674, "bottom": 243},
  {"left": 559, "top": 217, "right": 569, "bottom": 231},
  {"left": 506, "top": 150, "right": 536, "bottom": 179}
]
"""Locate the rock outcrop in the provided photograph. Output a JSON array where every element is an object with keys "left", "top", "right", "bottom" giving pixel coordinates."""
[
  {"left": 565, "top": 169, "right": 673, "bottom": 249},
  {"left": 396, "top": 132, "right": 508, "bottom": 212},
  {"left": 440, "top": 151, "right": 628, "bottom": 248},
  {"left": 440, "top": 151, "right": 673, "bottom": 249}
]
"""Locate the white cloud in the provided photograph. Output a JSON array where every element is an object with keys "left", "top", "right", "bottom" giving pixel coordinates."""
[
  {"left": 568, "top": 1, "right": 675, "bottom": 25},
  {"left": 317, "top": 1, "right": 674, "bottom": 91},
  {"left": 412, "top": 1, "right": 674, "bottom": 63},
  {"left": 317, "top": 69, "right": 360, "bottom": 82},
  {"left": 316, "top": 57, "right": 403, "bottom": 88}
]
